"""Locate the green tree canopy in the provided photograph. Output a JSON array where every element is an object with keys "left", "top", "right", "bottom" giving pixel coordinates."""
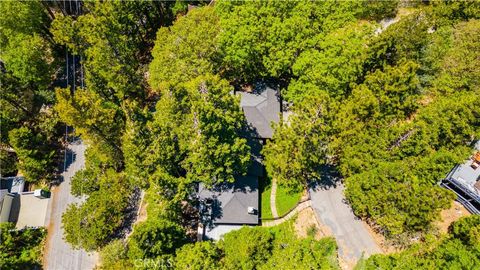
[
  {"left": 219, "top": 227, "right": 274, "bottom": 270},
  {"left": 145, "top": 75, "right": 250, "bottom": 186},
  {"left": 149, "top": 6, "right": 220, "bottom": 93},
  {"left": 8, "top": 126, "right": 55, "bottom": 181},
  {"left": 435, "top": 19, "right": 480, "bottom": 93},
  {"left": 288, "top": 21, "right": 375, "bottom": 100},
  {"left": 0, "top": 223, "right": 46, "bottom": 270},
  {"left": 62, "top": 170, "right": 130, "bottom": 251},
  {"left": 263, "top": 92, "right": 332, "bottom": 191},
  {"left": 215, "top": 0, "right": 361, "bottom": 83},
  {"left": 359, "top": 216, "right": 480, "bottom": 269},
  {"left": 127, "top": 218, "right": 187, "bottom": 259},
  {"left": 345, "top": 160, "right": 454, "bottom": 236},
  {"left": 0, "top": 0, "right": 61, "bottom": 180},
  {"left": 174, "top": 241, "right": 222, "bottom": 270},
  {"left": 260, "top": 238, "right": 339, "bottom": 270}
]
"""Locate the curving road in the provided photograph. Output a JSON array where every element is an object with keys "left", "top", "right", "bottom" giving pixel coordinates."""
[
  {"left": 44, "top": 142, "right": 98, "bottom": 270},
  {"left": 310, "top": 183, "right": 381, "bottom": 266}
]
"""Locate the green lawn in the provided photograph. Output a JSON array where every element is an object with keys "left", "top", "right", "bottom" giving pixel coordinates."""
[
  {"left": 261, "top": 176, "right": 302, "bottom": 219},
  {"left": 260, "top": 177, "right": 273, "bottom": 219},
  {"left": 275, "top": 185, "right": 302, "bottom": 217}
]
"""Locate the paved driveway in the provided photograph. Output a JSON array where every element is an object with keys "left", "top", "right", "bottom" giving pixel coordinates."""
[
  {"left": 44, "top": 142, "right": 98, "bottom": 270},
  {"left": 310, "top": 183, "right": 381, "bottom": 265}
]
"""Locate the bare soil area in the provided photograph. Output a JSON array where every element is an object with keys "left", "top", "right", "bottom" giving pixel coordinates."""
[
  {"left": 363, "top": 221, "right": 399, "bottom": 254},
  {"left": 436, "top": 201, "right": 470, "bottom": 234},
  {"left": 294, "top": 207, "right": 332, "bottom": 240},
  {"left": 360, "top": 201, "right": 471, "bottom": 256}
]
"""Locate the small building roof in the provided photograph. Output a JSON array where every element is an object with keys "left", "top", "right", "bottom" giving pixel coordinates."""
[
  {"left": 449, "top": 141, "right": 480, "bottom": 195},
  {"left": 0, "top": 177, "right": 49, "bottom": 228},
  {"left": 9, "top": 193, "right": 50, "bottom": 229},
  {"left": 198, "top": 174, "right": 259, "bottom": 225},
  {"left": 237, "top": 86, "right": 280, "bottom": 139}
]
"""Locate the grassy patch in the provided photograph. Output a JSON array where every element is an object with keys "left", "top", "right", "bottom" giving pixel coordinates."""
[
  {"left": 275, "top": 185, "right": 302, "bottom": 217},
  {"left": 268, "top": 217, "right": 339, "bottom": 269},
  {"left": 260, "top": 177, "right": 273, "bottom": 219}
]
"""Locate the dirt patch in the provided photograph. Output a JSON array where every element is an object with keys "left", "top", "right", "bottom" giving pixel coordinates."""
[
  {"left": 362, "top": 221, "right": 399, "bottom": 254},
  {"left": 42, "top": 185, "right": 59, "bottom": 267},
  {"left": 436, "top": 201, "right": 470, "bottom": 234},
  {"left": 294, "top": 207, "right": 332, "bottom": 240}
]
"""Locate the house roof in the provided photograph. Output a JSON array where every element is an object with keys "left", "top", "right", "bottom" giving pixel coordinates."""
[
  {"left": 448, "top": 141, "right": 480, "bottom": 195},
  {"left": 0, "top": 177, "right": 25, "bottom": 194},
  {"left": 0, "top": 190, "right": 14, "bottom": 223},
  {"left": 9, "top": 193, "right": 49, "bottom": 229},
  {"left": 198, "top": 174, "right": 259, "bottom": 225},
  {"left": 237, "top": 86, "right": 280, "bottom": 139},
  {"left": 0, "top": 177, "right": 49, "bottom": 228}
]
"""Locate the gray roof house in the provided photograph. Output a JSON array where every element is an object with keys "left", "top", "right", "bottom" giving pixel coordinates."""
[
  {"left": 236, "top": 86, "right": 281, "bottom": 139},
  {"left": 198, "top": 139, "right": 264, "bottom": 240},
  {"left": 198, "top": 175, "right": 259, "bottom": 225},
  {"left": 198, "top": 84, "right": 281, "bottom": 240},
  {"left": 0, "top": 177, "right": 51, "bottom": 229},
  {"left": 441, "top": 141, "right": 480, "bottom": 214}
]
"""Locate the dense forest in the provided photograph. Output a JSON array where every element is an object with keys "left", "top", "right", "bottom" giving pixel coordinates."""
[
  {"left": 1, "top": 0, "right": 479, "bottom": 269},
  {"left": 359, "top": 215, "right": 480, "bottom": 269}
]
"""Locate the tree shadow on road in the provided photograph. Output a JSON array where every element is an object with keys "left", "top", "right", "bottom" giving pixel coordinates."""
[
  {"left": 309, "top": 164, "right": 342, "bottom": 191},
  {"left": 51, "top": 147, "right": 77, "bottom": 187}
]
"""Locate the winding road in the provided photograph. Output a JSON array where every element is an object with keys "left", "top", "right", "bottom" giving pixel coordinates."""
[
  {"left": 310, "top": 183, "right": 381, "bottom": 266},
  {"left": 43, "top": 142, "right": 98, "bottom": 270}
]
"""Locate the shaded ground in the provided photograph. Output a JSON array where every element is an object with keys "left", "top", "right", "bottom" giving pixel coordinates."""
[{"left": 362, "top": 220, "right": 399, "bottom": 254}]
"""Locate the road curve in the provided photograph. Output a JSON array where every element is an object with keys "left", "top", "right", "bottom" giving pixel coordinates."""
[
  {"left": 309, "top": 183, "right": 381, "bottom": 266},
  {"left": 44, "top": 142, "right": 98, "bottom": 270}
]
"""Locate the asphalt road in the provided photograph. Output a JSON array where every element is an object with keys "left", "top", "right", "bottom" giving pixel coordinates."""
[
  {"left": 310, "top": 183, "right": 381, "bottom": 265},
  {"left": 44, "top": 142, "right": 98, "bottom": 270}
]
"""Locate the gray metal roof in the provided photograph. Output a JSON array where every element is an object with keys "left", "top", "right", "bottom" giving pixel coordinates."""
[
  {"left": 449, "top": 141, "right": 480, "bottom": 196},
  {"left": 237, "top": 87, "right": 280, "bottom": 139},
  {"left": 198, "top": 174, "right": 259, "bottom": 225}
]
